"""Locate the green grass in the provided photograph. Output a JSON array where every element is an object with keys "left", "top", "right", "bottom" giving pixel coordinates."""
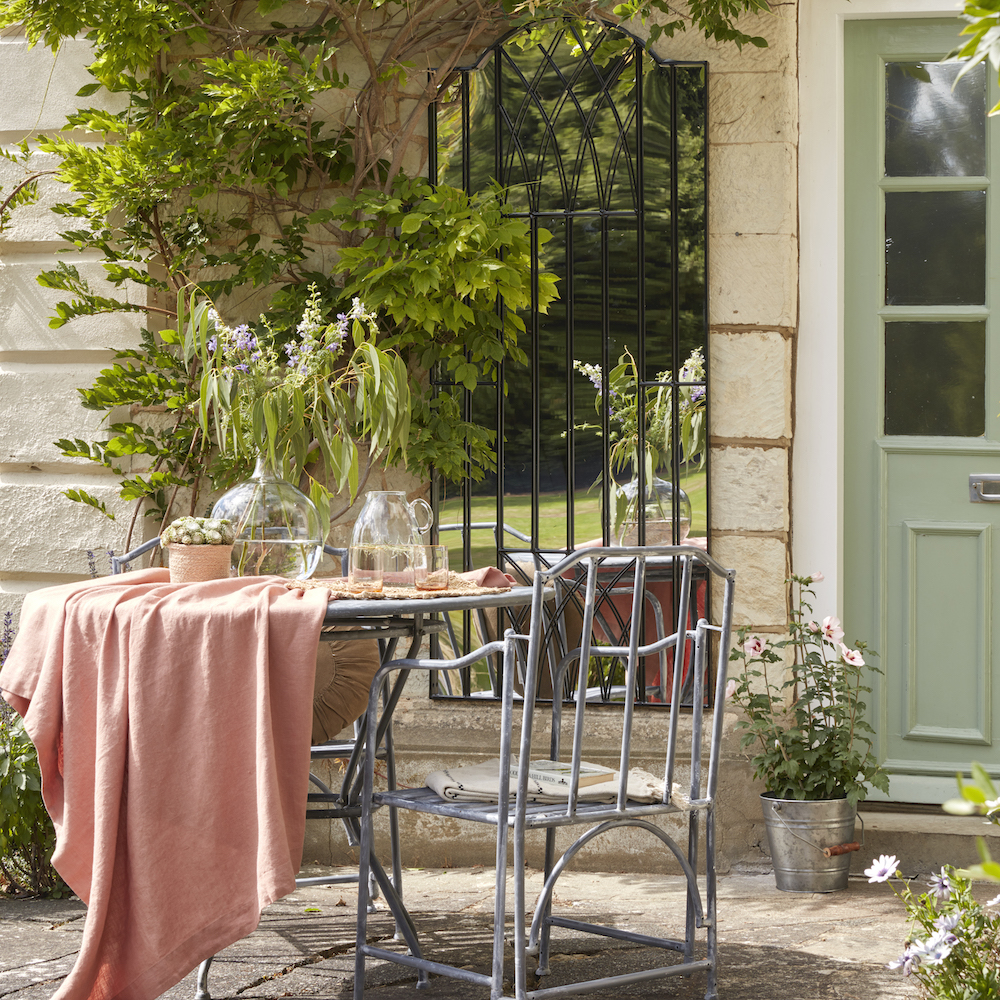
[{"left": 439, "top": 470, "right": 706, "bottom": 571}]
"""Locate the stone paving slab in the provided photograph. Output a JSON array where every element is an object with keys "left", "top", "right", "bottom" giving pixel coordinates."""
[{"left": 0, "top": 870, "right": 922, "bottom": 1000}]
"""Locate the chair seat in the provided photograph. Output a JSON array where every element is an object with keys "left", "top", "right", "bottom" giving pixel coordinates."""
[
  {"left": 374, "top": 785, "right": 703, "bottom": 828},
  {"left": 309, "top": 740, "right": 386, "bottom": 759}
]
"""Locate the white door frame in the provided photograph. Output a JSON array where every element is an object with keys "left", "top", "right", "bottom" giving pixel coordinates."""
[{"left": 795, "top": 0, "right": 962, "bottom": 612}]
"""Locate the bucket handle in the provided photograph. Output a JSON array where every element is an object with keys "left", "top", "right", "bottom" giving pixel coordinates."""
[{"left": 770, "top": 802, "right": 865, "bottom": 858}]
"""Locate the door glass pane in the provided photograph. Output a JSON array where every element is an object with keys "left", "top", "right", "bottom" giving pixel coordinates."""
[
  {"left": 884, "top": 321, "right": 986, "bottom": 436},
  {"left": 884, "top": 190, "right": 986, "bottom": 305},
  {"left": 885, "top": 62, "right": 986, "bottom": 177}
]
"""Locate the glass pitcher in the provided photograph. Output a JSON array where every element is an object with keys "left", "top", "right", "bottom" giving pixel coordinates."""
[{"left": 350, "top": 490, "right": 432, "bottom": 586}]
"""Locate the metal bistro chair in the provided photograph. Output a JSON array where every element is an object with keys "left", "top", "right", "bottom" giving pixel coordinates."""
[
  {"left": 111, "top": 538, "right": 401, "bottom": 998},
  {"left": 354, "top": 545, "right": 736, "bottom": 1000}
]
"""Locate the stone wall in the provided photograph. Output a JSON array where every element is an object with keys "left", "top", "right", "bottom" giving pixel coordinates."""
[
  {"left": 663, "top": 4, "right": 797, "bottom": 632},
  {"left": 0, "top": 29, "right": 139, "bottom": 628}
]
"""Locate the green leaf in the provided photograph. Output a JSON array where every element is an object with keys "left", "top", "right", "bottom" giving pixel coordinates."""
[
  {"left": 61, "top": 489, "right": 115, "bottom": 520},
  {"left": 399, "top": 212, "right": 426, "bottom": 234},
  {"left": 972, "top": 762, "right": 998, "bottom": 799}
]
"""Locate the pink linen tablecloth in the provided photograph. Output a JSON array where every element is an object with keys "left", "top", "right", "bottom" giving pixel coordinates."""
[{"left": 0, "top": 568, "right": 330, "bottom": 1000}]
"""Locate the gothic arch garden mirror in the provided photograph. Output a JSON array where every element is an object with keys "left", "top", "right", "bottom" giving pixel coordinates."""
[{"left": 429, "top": 21, "right": 709, "bottom": 702}]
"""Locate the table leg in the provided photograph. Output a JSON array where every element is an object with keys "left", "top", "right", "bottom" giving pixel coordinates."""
[{"left": 194, "top": 956, "right": 212, "bottom": 1000}]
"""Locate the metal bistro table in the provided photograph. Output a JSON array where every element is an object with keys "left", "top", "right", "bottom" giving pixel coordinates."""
[
  {"left": 192, "top": 583, "right": 535, "bottom": 1000},
  {"left": 305, "top": 586, "right": 537, "bottom": 905}
]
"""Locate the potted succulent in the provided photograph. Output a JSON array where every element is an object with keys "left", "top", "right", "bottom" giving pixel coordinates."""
[
  {"left": 162, "top": 516, "right": 236, "bottom": 584},
  {"left": 728, "top": 572, "right": 889, "bottom": 892}
]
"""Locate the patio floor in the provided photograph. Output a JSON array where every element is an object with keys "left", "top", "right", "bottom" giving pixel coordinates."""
[{"left": 0, "top": 867, "right": 921, "bottom": 999}]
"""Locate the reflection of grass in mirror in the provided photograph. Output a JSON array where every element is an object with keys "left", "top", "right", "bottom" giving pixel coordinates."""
[
  {"left": 434, "top": 646, "right": 645, "bottom": 700},
  {"left": 440, "top": 469, "right": 707, "bottom": 571}
]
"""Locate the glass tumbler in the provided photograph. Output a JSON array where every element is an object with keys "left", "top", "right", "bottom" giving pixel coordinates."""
[
  {"left": 412, "top": 544, "right": 449, "bottom": 591},
  {"left": 349, "top": 545, "right": 383, "bottom": 593}
]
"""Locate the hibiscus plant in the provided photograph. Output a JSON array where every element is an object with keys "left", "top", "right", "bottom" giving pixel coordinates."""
[{"left": 729, "top": 573, "right": 889, "bottom": 805}]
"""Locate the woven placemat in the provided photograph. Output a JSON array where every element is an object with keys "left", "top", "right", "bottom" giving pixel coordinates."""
[{"left": 285, "top": 572, "right": 513, "bottom": 601}]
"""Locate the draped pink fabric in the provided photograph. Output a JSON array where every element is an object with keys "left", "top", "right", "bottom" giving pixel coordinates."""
[{"left": 0, "top": 568, "right": 330, "bottom": 1000}]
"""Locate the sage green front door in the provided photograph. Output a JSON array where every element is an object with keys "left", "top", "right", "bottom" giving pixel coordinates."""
[{"left": 844, "top": 19, "right": 1000, "bottom": 802}]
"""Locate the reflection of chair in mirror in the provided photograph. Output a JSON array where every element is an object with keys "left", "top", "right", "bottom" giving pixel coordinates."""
[
  {"left": 111, "top": 540, "right": 399, "bottom": 999},
  {"left": 354, "top": 545, "right": 736, "bottom": 1000},
  {"left": 434, "top": 523, "right": 705, "bottom": 706},
  {"left": 553, "top": 555, "right": 710, "bottom": 706}
]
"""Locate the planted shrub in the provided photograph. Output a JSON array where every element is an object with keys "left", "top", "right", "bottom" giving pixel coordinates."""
[{"left": 0, "top": 613, "right": 68, "bottom": 897}]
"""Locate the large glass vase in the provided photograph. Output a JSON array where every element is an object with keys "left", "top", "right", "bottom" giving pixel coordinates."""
[{"left": 211, "top": 454, "right": 323, "bottom": 579}]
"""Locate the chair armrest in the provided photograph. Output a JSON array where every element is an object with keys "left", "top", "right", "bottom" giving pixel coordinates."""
[{"left": 111, "top": 537, "right": 162, "bottom": 574}]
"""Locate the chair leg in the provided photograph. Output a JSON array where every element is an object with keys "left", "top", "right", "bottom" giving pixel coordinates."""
[
  {"left": 705, "top": 805, "right": 719, "bottom": 1000},
  {"left": 366, "top": 852, "right": 427, "bottom": 980},
  {"left": 511, "top": 827, "right": 529, "bottom": 1000},
  {"left": 354, "top": 858, "right": 370, "bottom": 1000},
  {"left": 355, "top": 713, "right": 378, "bottom": 1000},
  {"left": 385, "top": 720, "right": 404, "bottom": 938},
  {"left": 534, "top": 828, "right": 557, "bottom": 977},
  {"left": 355, "top": 702, "right": 427, "bottom": 998},
  {"left": 686, "top": 810, "right": 700, "bottom": 963},
  {"left": 490, "top": 807, "right": 511, "bottom": 1000},
  {"left": 194, "top": 956, "right": 212, "bottom": 1000}
]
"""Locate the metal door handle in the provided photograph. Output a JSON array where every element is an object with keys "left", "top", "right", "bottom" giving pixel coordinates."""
[{"left": 969, "top": 475, "right": 1000, "bottom": 502}]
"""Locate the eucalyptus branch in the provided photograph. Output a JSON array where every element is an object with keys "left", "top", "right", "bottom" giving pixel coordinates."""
[
  {"left": 158, "top": 421, "right": 203, "bottom": 538},
  {"left": 325, "top": 450, "right": 374, "bottom": 526},
  {"left": 123, "top": 487, "right": 147, "bottom": 554}
]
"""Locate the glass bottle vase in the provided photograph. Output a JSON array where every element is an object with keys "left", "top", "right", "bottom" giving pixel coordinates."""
[
  {"left": 210, "top": 453, "right": 323, "bottom": 579},
  {"left": 617, "top": 476, "right": 692, "bottom": 545}
]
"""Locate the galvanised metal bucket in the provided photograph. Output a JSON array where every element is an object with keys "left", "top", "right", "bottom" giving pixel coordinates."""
[{"left": 761, "top": 794, "right": 857, "bottom": 893}]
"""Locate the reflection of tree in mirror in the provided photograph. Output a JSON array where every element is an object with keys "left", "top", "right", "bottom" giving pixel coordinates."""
[{"left": 436, "top": 22, "right": 706, "bottom": 503}]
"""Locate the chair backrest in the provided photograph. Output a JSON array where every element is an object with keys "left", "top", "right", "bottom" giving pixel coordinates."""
[
  {"left": 111, "top": 540, "right": 348, "bottom": 576},
  {"left": 111, "top": 538, "right": 162, "bottom": 574},
  {"left": 512, "top": 545, "right": 736, "bottom": 812}
]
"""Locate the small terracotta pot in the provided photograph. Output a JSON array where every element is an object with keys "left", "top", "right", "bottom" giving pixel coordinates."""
[{"left": 165, "top": 542, "right": 234, "bottom": 584}]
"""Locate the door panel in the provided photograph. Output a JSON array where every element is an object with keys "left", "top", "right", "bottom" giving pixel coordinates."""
[{"left": 845, "top": 19, "right": 1000, "bottom": 802}]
